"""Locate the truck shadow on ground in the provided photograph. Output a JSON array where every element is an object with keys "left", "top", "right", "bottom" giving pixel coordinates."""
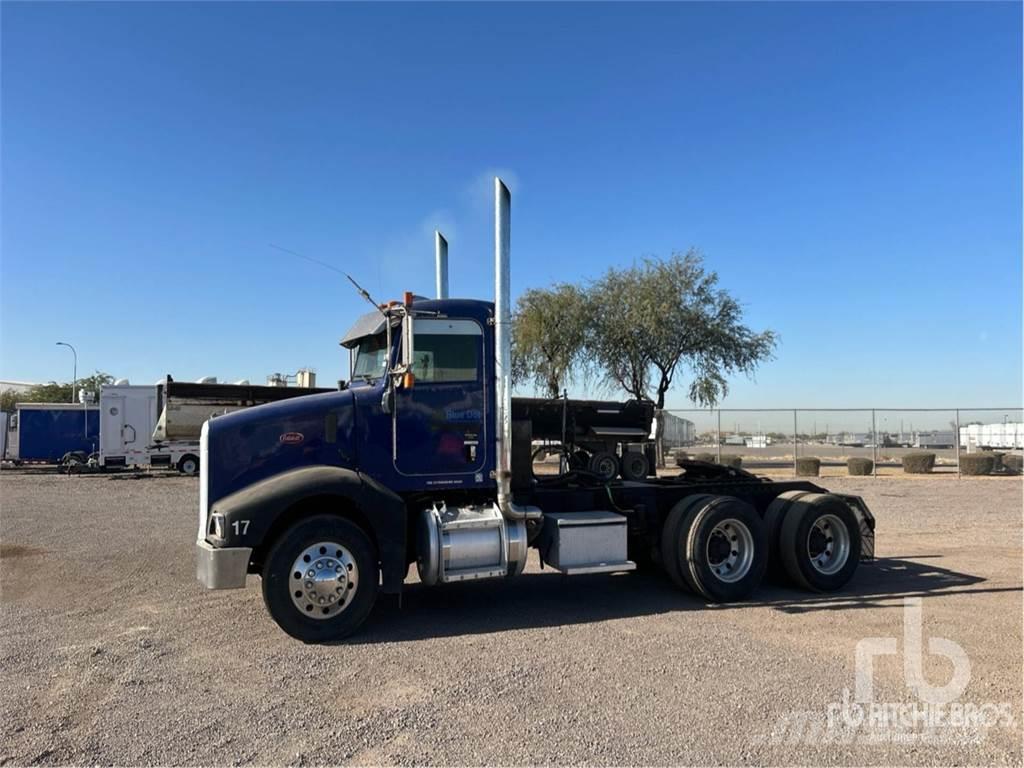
[{"left": 349, "top": 555, "right": 1018, "bottom": 644}]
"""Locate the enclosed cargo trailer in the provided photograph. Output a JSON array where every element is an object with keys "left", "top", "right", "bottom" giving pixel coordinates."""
[{"left": 15, "top": 403, "right": 99, "bottom": 463}]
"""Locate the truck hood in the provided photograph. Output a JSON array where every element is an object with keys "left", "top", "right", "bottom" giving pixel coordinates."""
[{"left": 204, "top": 390, "right": 356, "bottom": 508}]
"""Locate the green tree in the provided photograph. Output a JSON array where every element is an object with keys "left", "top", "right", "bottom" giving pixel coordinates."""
[
  {"left": 1, "top": 372, "right": 115, "bottom": 411},
  {"left": 589, "top": 251, "right": 776, "bottom": 409},
  {"left": 589, "top": 252, "right": 776, "bottom": 466},
  {"left": 511, "top": 284, "right": 590, "bottom": 398}
]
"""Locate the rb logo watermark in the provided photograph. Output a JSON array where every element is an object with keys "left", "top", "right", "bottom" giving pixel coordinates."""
[{"left": 768, "top": 597, "right": 1014, "bottom": 746}]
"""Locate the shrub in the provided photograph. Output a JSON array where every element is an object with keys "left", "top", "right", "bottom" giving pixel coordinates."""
[
  {"left": 847, "top": 457, "right": 873, "bottom": 476},
  {"left": 902, "top": 452, "right": 935, "bottom": 474},
  {"left": 719, "top": 455, "right": 742, "bottom": 468},
  {"left": 672, "top": 450, "right": 688, "bottom": 467},
  {"left": 959, "top": 454, "right": 994, "bottom": 476},
  {"left": 694, "top": 452, "right": 717, "bottom": 463},
  {"left": 1003, "top": 454, "right": 1023, "bottom": 475},
  {"left": 795, "top": 457, "right": 820, "bottom": 477},
  {"left": 985, "top": 452, "right": 1005, "bottom": 472}
]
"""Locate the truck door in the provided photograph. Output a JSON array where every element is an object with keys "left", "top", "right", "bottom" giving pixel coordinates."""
[
  {"left": 393, "top": 318, "right": 486, "bottom": 478},
  {"left": 101, "top": 394, "right": 126, "bottom": 458},
  {"left": 122, "top": 390, "right": 158, "bottom": 463}
]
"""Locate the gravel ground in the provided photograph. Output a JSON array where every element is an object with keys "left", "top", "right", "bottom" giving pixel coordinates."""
[{"left": 1, "top": 471, "right": 1021, "bottom": 766}]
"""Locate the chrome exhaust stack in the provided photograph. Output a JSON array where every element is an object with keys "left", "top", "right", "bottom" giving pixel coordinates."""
[
  {"left": 435, "top": 230, "right": 449, "bottom": 299},
  {"left": 493, "top": 177, "right": 541, "bottom": 522}
]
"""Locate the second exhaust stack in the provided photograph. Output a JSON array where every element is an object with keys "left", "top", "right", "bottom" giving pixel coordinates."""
[{"left": 435, "top": 231, "right": 449, "bottom": 299}]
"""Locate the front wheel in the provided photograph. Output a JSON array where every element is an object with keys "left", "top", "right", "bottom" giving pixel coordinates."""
[{"left": 262, "top": 515, "right": 379, "bottom": 642}]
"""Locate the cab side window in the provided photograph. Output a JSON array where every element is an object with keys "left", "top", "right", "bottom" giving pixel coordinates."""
[{"left": 410, "top": 319, "right": 482, "bottom": 383}]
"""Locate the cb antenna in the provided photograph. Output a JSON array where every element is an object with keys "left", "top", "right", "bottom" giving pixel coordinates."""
[
  {"left": 270, "top": 243, "right": 385, "bottom": 316},
  {"left": 345, "top": 273, "right": 386, "bottom": 317}
]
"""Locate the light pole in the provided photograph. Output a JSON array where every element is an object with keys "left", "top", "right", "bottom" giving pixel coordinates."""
[{"left": 56, "top": 342, "right": 77, "bottom": 403}]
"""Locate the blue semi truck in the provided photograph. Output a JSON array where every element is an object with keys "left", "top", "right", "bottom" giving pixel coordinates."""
[{"left": 196, "top": 179, "right": 876, "bottom": 642}]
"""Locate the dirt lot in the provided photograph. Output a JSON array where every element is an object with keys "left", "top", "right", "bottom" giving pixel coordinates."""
[{"left": 1, "top": 471, "right": 1021, "bottom": 766}]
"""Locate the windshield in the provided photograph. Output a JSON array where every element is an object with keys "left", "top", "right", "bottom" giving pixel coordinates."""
[{"left": 352, "top": 333, "right": 390, "bottom": 380}]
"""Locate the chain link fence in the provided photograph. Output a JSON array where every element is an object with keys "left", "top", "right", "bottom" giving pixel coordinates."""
[{"left": 661, "top": 407, "right": 1023, "bottom": 478}]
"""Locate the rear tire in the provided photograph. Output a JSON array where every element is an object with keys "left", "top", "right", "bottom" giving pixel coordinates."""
[
  {"left": 779, "top": 494, "right": 861, "bottom": 592},
  {"left": 684, "top": 497, "right": 767, "bottom": 602},
  {"left": 262, "top": 515, "right": 379, "bottom": 642},
  {"left": 620, "top": 451, "right": 650, "bottom": 481},
  {"left": 177, "top": 454, "right": 199, "bottom": 476},
  {"left": 660, "top": 494, "right": 714, "bottom": 591},
  {"left": 764, "top": 490, "right": 814, "bottom": 580},
  {"left": 588, "top": 451, "right": 620, "bottom": 482},
  {"left": 663, "top": 495, "right": 767, "bottom": 602}
]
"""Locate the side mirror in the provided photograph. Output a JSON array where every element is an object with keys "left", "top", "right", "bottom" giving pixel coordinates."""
[{"left": 401, "top": 314, "right": 414, "bottom": 369}]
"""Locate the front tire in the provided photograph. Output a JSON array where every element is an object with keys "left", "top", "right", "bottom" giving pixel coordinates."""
[{"left": 262, "top": 515, "right": 379, "bottom": 642}]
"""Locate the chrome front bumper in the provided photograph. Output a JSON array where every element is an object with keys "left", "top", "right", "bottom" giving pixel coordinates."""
[{"left": 195, "top": 540, "right": 252, "bottom": 589}]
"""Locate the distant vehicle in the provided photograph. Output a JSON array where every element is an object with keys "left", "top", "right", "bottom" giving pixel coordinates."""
[
  {"left": 98, "top": 380, "right": 332, "bottom": 474},
  {"left": 960, "top": 422, "right": 1024, "bottom": 451},
  {"left": 914, "top": 431, "right": 955, "bottom": 449},
  {"left": 12, "top": 403, "right": 98, "bottom": 463},
  {"left": 149, "top": 378, "right": 331, "bottom": 475},
  {"left": 99, "top": 384, "right": 201, "bottom": 473}
]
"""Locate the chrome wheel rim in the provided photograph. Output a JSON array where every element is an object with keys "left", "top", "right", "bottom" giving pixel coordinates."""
[
  {"left": 289, "top": 541, "right": 359, "bottom": 619},
  {"left": 807, "top": 514, "right": 850, "bottom": 575},
  {"left": 706, "top": 518, "right": 754, "bottom": 583},
  {"left": 806, "top": 514, "right": 847, "bottom": 573}
]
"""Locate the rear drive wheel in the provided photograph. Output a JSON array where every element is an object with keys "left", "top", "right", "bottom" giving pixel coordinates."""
[
  {"left": 665, "top": 495, "right": 767, "bottom": 602},
  {"left": 177, "top": 454, "right": 199, "bottom": 476},
  {"left": 588, "top": 451, "right": 620, "bottom": 482},
  {"left": 779, "top": 494, "right": 861, "bottom": 592},
  {"left": 262, "top": 515, "right": 379, "bottom": 642},
  {"left": 764, "top": 490, "right": 814, "bottom": 580},
  {"left": 660, "top": 494, "right": 714, "bottom": 590},
  {"left": 620, "top": 451, "right": 650, "bottom": 481}
]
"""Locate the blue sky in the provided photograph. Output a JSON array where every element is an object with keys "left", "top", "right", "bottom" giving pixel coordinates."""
[{"left": 2, "top": 1, "right": 1020, "bottom": 411}]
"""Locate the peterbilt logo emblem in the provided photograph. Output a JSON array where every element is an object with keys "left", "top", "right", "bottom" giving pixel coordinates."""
[{"left": 279, "top": 432, "right": 304, "bottom": 445}]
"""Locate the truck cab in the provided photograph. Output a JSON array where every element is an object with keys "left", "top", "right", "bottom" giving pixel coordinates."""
[{"left": 341, "top": 298, "right": 496, "bottom": 493}]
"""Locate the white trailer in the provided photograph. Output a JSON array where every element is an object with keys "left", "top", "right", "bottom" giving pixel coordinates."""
[
  {"left": 99, "top": 384, "right": 201, "bottom": 474},
  {"left": 959, "top": 422, "right": 1024, "bottom": 451},
  {"left": 913, "top": 430, "right": 955, "bottom": 449}
]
